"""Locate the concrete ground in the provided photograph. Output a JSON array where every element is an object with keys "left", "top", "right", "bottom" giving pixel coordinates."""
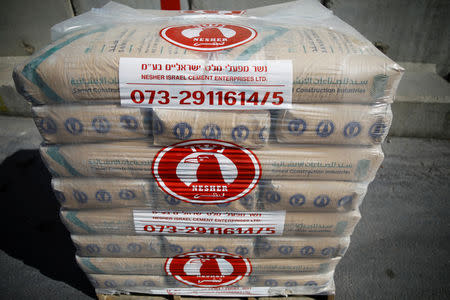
[{"left": 0, "top": 116, "right": 449, "bottom": 299}]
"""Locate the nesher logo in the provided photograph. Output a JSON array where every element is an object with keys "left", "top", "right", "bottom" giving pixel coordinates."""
[
  {"left": 152, "top": 140, "right": 261, "bottom": 205},
  {"left": 165, "top": 251, "right": 252, "bottom": 287},
  {"left": 160, "top": 24, "right": 257, "bottom": 51}
]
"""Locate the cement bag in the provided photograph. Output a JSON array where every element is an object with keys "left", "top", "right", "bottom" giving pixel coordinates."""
[
  {"left": 275, "top": 104, "right": 392, "bottom": 145},
  {"left": 52, "top": 178, "right": 154, "bottom": 209},
  {"left": 32, "top": 105, "right": 149, "bottom": 143},
  {"left": 60, "top": 208, "right": 361, "bottom": 237},
  {"left": 72, "top": 235, "right": 164, "bottom": 258},
  {"left": 40, "top": 141, "right": 383, "bottom": 182},
  {"left": 152, "top": 108, "right": 270, "bottom": 148},
  {"left": 89, "top": 273, "right": 334, "bottom": 296},
  {"left": 76, "top": 256, "right": 340, "bottom": 275},
  {"left": 71, "top": 235, "right": 349, "bottom": 259},
  {"left": 13, "top": 1, "right": 403, "bottom": 105},
  {"left": 52, "top": 178, "right": 258, "bottom": 211},
  {"left": 258, "top": 180, "right": 367, "bottom": 212},
  {"left": 255, "top": 236, "right": 349, "bottom": 258},
  {"left": 162, "top": 236, "right": 349, "bottom": 259}
]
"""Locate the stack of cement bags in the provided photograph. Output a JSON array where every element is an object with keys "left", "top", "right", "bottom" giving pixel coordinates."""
[{"left": 13, "top": 0, "right": 403, "bottom": 297}]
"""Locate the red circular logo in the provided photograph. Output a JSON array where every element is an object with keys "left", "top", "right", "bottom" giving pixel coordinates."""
[
  {"left": 152, "top": 139, "right": 261, "bottom": 205},
  {"left": 160, "top": 24, "right": 257, "bottom": 52},
  {"left": 165, "top": 251, "right": 252, "bottom": 287}
]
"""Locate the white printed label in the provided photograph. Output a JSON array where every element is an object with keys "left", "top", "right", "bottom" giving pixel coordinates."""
[
  {"left": 133, "top": 210, "right": 286, "bottom": 235},
  {"left": 120, "top": 58, "right": 292, "bottom": 110}
]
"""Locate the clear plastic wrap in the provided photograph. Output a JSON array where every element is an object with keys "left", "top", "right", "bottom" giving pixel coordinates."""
[
  {"left": 11, "top": 1, "right": 405, "bottom": 297},
  {"left": 13, "top": 1, "right": 403, "bottom": 106}
]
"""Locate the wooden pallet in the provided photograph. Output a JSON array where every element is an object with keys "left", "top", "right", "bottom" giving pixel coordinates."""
[{"left": 97, "top": 294, "right": 335, "bottom": 300}]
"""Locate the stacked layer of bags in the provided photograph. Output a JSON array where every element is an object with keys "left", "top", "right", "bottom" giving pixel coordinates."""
[{"left": 13, "top": 1, "right": 403, "bottom": 297}]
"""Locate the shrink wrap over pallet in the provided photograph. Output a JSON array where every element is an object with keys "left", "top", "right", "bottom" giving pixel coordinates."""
[{"left": 11, "top": 0, "right": 404, "bottom": 297}]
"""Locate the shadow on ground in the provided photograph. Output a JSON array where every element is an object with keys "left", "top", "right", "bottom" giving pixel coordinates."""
[{"left": 0, "top": 150, "right": 96, "bottom": 298}]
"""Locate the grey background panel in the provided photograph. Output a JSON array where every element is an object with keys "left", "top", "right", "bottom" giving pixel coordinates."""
[
  {"left": 0, "top": 0, "right": 190, "bottom": 56},
  {"left": 0, "top": 0, "right": 73, "bottom": 56},
  {"left": 191, "top": 0, "right": 289, "bottom": 10},
  {"left": 191, "top": 0, "right": 450, "bottom": 76},
  {"left": 72, "top": 0, "right": 189, "bottom": 15},
  {"left": 0, "top": 0, "right": 448, "bottom": 75},
  {"left": 388, "top": 62, "right": 450, "bottom": 139},
  {"left": 331, "top": 0, "right": 450, "bottom": 77}
]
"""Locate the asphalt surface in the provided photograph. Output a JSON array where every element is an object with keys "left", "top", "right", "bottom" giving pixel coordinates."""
[
  {"left": 0, "top": 117, "right": 449, "bottom": 299},
  {"left": 335, "top": 137, "right": 449, "bottom": 299}
]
